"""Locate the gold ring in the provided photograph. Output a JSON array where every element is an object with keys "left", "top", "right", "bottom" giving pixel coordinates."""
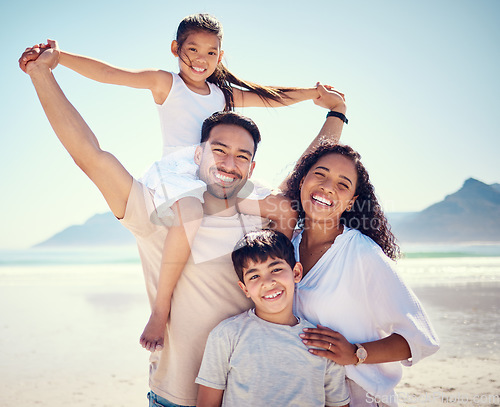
[{"left": 328, "top": 343, "right": 332, "bottom": 351}]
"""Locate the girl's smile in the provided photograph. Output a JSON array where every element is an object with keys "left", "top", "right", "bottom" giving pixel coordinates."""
[{"left": 172, "top": 30, "right": 223, "bottom": 93}]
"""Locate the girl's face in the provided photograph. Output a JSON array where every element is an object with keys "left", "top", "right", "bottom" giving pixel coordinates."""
[
  {"left": 172, "top": 30, "right": 223, "bottom": 84},
  {"left": 299, "top": 153, "right": 358, "bottom": 224}
]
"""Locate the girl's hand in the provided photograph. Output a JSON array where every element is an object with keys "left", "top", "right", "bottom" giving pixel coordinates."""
[
  {"left": 300, "top": 324, "right": 357, "bottom": 365},
  {"left": 47, "top": 39, "right": 60, "bottom": 51},
  {"left": 47, "top": 39, "right": 61, "bottom": 58},
  {"left": 313, "top": 82, "right": 346, "bottom": 112}
]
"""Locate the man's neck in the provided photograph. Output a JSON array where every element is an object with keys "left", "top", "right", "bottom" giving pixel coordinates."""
[{"left": 202, "top": 193, "right": 238, "bottom": 216}]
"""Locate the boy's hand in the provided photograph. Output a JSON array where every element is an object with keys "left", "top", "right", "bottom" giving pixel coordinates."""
[
  {"left": 313, "top": 82, "right": 346, "bottom": 113},
  {"left": 19, "top": 42, "right": 60, "bottom": 75}
]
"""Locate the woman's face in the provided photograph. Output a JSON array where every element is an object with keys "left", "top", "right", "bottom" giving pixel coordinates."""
[{"left": 299, "top": 153, "right": 358, "bottom": 224}]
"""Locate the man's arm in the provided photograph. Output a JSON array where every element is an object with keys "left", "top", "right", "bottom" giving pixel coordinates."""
[
  {"left": 196, "top": 385, "right": 224, "bottom": 407},
  {"left": 21, "top": 47, "right": 133, "bottom": 219}
]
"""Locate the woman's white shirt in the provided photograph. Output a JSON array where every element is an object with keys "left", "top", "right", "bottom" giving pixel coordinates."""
[{"left": 293, "top": 227, "right": 439, "bottom": 405}]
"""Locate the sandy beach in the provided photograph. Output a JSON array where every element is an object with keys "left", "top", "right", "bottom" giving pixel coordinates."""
[
  {"left": 0, "top": 254, "right": 499, "bottom": 406},
  {"left": 394, "top": 284, "right": 500, "bottom": 406}
]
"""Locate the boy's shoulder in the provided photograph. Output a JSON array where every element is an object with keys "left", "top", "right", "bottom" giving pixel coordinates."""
[
  {"left": 297, "top": 316, "right": 316, "bottom": 331},
  {"left": 209, "top": 309, "right": 253, "bottom": 336}
]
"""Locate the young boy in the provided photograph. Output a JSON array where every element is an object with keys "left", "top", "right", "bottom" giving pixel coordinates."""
[{"left": 195, "top": 229, "right": 350, "bottom": 407}]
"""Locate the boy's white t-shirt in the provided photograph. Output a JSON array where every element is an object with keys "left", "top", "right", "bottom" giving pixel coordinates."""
[{"left": 196, "top": 309, "right": 350, "bottom": 407}]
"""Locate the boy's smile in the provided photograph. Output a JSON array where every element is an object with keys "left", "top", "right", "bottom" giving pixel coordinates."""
[{"left": 238, "top": 257, "right": 302, "bottom": 326}]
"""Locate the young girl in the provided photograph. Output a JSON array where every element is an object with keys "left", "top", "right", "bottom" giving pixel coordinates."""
[{"left": 45, "top": 13, "right": 321, "bottom": 352}]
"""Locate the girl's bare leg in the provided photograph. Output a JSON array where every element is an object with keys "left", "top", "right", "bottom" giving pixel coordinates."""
[{"left": 139, "top": 196, "right": 203, "bottom": 351}]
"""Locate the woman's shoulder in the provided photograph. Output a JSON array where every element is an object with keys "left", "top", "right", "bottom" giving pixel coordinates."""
[
  {"left": 341, "top": 227, "right": 395, "bottom": 268},
  {"left": 342, "top": 227, "right": 379, "bottom": 250}
]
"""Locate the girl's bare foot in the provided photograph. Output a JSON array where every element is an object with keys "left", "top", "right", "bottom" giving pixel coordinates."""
[{"left": 139, "top": 312, "right": 167, "bottom": 352}]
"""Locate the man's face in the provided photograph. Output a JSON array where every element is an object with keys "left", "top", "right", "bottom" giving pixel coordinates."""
[{"left": 195, "top": 124, "right": 256, "bottom": 201}]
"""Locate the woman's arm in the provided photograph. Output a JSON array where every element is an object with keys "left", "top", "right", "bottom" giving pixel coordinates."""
[
  {"left": 233, "top": 86, "right": 319, "bottom": 108},
  {"left": 237, "top": 83, "right": 346, "bottom": 233},
  {"left": 196, "top": 385, "right": 224, "bottom": 407},
  {"left": 277, "top": 83, "right": 346, "bottom": 191},
  {"left": 49, "top": 40, "right": 173, "bottom": 104},
  {"left": 300, "top": 326, "right": 411, "bottom": 365}
]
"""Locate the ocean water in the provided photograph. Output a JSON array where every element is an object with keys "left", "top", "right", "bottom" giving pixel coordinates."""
[
  {"left": 0, "top": 245, "right": 499, "bottom": 396},
  {"left": 2, "top": 244, "right": 500, "bottom": 287}
]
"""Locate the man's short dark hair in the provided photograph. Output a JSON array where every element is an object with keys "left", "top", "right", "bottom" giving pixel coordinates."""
[
  {"left": 201, "top": 111, "right": 261, "bottom": 157},
  {"left": 231, "top": 229, "right": 296, "bottom": 284}
]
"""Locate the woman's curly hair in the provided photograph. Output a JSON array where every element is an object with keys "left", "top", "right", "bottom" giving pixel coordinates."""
[{"left": 283, "top": 141, "right": 400, "bottom": 260}]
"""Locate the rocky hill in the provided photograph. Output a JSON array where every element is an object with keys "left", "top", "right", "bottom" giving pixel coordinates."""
[
  {"left": 34, "top": 212, "right": 135, "bottom": 247},
  {"left": 392, "top": 178, "right": 500, "bottom": 243}
]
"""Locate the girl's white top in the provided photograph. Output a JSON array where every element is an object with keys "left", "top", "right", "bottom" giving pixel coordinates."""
[
  {"left": 158, "top": 72, "right": 225, "bottom": 155},
  {"left": 140, "top": 72, "right": 225, "bottom": 219},
  {"left": 293, "top": 227, "right": 439, "bottom": 406},
  {"left": 140, "top": 72, "right": 270, "bottom": 226}
]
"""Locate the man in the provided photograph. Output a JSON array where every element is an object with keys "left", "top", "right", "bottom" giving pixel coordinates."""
[{"left": 19, "top": 45, "right": 347, "bottom": 407}]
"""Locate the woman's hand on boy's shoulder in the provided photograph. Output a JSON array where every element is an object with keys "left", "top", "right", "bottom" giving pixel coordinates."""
[{"left": 300, "top": 324, "right": 357, "bottom": 365}]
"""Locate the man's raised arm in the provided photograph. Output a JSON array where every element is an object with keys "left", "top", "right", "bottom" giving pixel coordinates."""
[{"left": 20, "top": 46, "right": 133, "bottom": 219}]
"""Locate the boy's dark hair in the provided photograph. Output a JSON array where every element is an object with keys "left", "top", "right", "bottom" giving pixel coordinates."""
[
  {"left": 201, "top": 111, "right": 261, "bottom": 157},
  {"left": 231, "top": 229, "right": 296, "bottom": 284}
]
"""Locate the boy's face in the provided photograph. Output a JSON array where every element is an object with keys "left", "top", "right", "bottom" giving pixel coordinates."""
[{"left": 238, "top": 257, "right": 302, "bottom": 325}]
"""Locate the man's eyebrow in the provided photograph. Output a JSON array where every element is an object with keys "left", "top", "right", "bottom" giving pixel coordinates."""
[
  {"left": 314, "top": 166, "right": 353, "bottom": 186},
  {"left": 210, "top": 141, "right": 253, "bottom": 157}
]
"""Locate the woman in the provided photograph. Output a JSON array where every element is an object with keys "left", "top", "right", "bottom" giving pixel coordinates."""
[{"left": 284, "top": 142, "right": 439, "bottom": 406}]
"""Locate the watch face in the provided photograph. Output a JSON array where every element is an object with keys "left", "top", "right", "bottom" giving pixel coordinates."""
[{"left": 357, "top": 347, "right": 368, "bottom": 360}]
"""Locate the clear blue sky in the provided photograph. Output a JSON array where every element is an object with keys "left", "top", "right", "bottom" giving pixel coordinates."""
[{"left": 1, "top": 0, "right": 499, "bottom": 249}]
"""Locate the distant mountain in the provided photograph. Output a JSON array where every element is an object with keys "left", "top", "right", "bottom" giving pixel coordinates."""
[
  {"left": 35, "top": 178, "right": 500, "bottom": 247},
  {"left": 34, "top": 212, "right": 135, "bottom": 247},
  {"left": 392, "top": 178, "right": 500, "bottom": 243}
]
